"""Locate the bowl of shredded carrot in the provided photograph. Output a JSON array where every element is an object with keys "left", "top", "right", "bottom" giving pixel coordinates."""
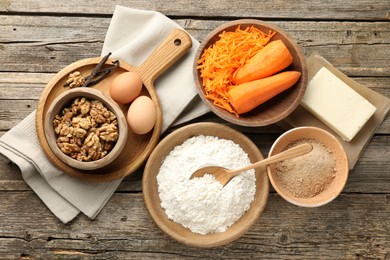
[{"left": 194, "top": 19, "right": 308, "bottom": 126}]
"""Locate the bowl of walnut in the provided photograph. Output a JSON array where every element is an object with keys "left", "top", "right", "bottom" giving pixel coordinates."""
[{"left": 44, "top": 87, "right": 128, "bottom": 171}]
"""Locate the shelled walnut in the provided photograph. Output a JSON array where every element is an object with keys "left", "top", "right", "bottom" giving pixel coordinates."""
[
  {"left": 53, "top": 97, "right": 119, "bottom": 162},
  {"left": 63, "top": 71, "right": 85, "bottom": 88}
]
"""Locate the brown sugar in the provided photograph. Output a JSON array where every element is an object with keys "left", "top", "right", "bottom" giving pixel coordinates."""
[{"left": 275, "top": 138, "right": 336, "bottom": 198}]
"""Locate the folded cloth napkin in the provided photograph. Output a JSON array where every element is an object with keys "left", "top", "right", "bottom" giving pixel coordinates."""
[
  {"left": 102, "top": 5, "right": 209, "bottom": 131},
  {"left": 0, "top": 111, "right": 121, "bottom": 223},
  {"left": 0, "top": 6, "right": 209, "bottom": 223}
]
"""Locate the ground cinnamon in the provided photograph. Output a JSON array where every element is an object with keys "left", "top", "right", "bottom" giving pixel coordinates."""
[{"left": 275, "top": 138, "right": 336, "bottom": 198}]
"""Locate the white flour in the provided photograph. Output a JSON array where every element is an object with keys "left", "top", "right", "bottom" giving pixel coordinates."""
[{"left": 156, "top": 135, "right": 256, "bottom": 235}]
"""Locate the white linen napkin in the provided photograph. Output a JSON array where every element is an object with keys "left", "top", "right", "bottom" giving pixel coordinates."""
[
  {"left": 102, "top": 5, "right": 209, "bottom": 131},
  {"left": 0, "top": 111, "right": 121, "bottom": 223},
  {"left": 0, "top": 6, "right": 209, "bottom": 223}
]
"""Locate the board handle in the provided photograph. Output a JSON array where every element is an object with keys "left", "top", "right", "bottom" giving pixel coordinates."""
[{"left": 136, "top": 29, "right": 193, "bottom": 85}]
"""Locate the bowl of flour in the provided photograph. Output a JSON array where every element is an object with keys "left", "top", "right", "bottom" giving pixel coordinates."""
[{"left": 142, "top": 122, "right": 269, "bottom": 248}]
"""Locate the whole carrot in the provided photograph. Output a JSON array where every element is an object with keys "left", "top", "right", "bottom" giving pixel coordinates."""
[
  {"left": 228, "top": 71, "right": 301, "bottom": 114},
  {"left": 232, "top": 40, "right": 293, "bottom": 85}
]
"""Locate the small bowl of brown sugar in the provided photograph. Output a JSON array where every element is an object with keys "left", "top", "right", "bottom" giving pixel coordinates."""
[{"left": 267, "top": 126, "right": 349, "bottom": 207}]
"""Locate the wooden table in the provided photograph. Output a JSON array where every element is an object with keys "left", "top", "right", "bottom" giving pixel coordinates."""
[{"left": 1, "top": 1, "right": 389, "bottom": 258}]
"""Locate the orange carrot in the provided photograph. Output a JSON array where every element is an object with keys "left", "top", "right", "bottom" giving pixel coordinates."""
[
  {"left": 232, "top": 40, "right": 293, "bottom": 85},
  {"left": 197, "top": 26, "right": 276, "bottom": 115},
  {"left": 228, "top": 71, "right": 301, "bottom": 114}
]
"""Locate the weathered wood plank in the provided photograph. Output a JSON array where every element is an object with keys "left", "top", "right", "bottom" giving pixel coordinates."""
[
  {"left": 2, "top": 97, "right": 390, "bottom": 134},
  {"left": 0, "top": 15, "right": 109, "bottom": 42},
  {"left": 0, "top": 98, "right": 390, "bottom": 134},
  {"left": 4, "top": 42, "right": 389, "bottom": 76},
  {"left": 0, "top": 0, "right": 389, "bottom": 20},
  {"left": 0, "top": 191, "right": 388, "bottom": 259},
  {"left": 0, "top": 1, "right": 388, "bottom": 259},
  {"left": 0, "top": 99, "right": 389, "bottom": 135},
  {"left": 1, "top": 133, "right": 389, "bottom": 194},
  {"left": 0, "top": 16, "right": 389, "bottom": 76},
  {"left": 0, "top": 100, "right": 37, "bottom": 130},
  {"left": 3, "top": 16, "right": 390, "bottom": 46},
  {"left": 1, "top": 73, "right": 388, "bottom": 99}
]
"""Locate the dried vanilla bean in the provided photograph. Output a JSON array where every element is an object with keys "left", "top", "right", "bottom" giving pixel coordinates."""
[{"left": 82, "top": 52, "right": 120, "bottom": 88}]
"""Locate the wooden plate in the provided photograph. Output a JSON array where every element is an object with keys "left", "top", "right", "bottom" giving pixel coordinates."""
[
  {"left": 193, "top": 19, "right": 308, "bottom": 127},
  {"left": 36, "top": 29, "right": 192, "bottom": 182},
  {"left": 143, "top": 122, "right": 270, "bottom": 248}
]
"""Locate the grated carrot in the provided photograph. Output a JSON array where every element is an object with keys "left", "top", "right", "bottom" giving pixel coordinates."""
[{"left": 197, "top": 26, "right": 276, "bottom": 116}]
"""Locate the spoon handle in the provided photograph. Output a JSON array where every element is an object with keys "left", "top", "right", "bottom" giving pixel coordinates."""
[{"left": 228, "top": 143, "right": 313, "bottom": 176}]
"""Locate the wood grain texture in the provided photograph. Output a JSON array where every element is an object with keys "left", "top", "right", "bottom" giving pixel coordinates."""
[
  {"left": 0, "top": 191, "right": 388, "bottom": 259},
  {"left": 0, "top": 0, "right": 389, "bottom": 258},
  {"left": 1, "top": 73, "right": 388, "bottom": 101},
  {"left": 0, "top": 0, "right": 389, "bottom": 20},
  {"left": 0, "top": 16, "right": 389, "bottom": 76},
  {"left": 1, "top": 132, "right": 389, "bottom": 194}
]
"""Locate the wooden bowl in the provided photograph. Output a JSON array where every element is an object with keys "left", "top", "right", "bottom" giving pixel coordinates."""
[
  {"left": 143, "top": 122, "right": 269, "bottom": 248},
  {"left": 267, "top": 127, "right": 349, "bottom": 207},
  {"left": 193, "top": 19, "right": 308, "bottom": 126},
  {"left": 44, "top": 88, "right": 128, "bottom": 171}
]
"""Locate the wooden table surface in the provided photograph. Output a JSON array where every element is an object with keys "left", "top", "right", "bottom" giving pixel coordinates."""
[{"left": 0, "top": 1, "right": 389, "bottom": 259}]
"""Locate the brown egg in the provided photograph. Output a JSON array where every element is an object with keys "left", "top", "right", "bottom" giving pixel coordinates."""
[
  {"left": 109, "top": 71, "right": 142, "bottom": 104},
  {"left": 127, "top": 96, "right": 157, "bottom": 135}
]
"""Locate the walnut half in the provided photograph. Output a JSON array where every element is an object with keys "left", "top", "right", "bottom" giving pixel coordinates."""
[{"left": 63, "top": 71, "right": 85, "bottom": 88}]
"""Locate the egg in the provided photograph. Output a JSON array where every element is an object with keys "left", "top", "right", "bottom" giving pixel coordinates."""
[
  {"left": 127, "top": 96, "right": 157, "bottom": 135},
  {"left": 109, "top": 71, "right": 142, "bottom": 104}
]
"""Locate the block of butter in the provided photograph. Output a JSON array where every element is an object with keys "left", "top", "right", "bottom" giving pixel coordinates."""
[{"left": 301, "top": 67, "right": 377, "bottom": 142}]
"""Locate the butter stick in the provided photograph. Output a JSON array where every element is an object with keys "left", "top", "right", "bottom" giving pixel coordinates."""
[{"left": 301, "top": 67, "right": 377, "bottom": 142}]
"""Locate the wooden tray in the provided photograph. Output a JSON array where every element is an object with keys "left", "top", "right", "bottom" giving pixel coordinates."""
[{"left": 36, "top": 29, "right": 192, "bottom": 182}]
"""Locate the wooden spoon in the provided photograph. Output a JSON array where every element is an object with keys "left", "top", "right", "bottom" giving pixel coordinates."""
[{"left": 190, "top": 143, "right": 313, "bottom": 187}]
